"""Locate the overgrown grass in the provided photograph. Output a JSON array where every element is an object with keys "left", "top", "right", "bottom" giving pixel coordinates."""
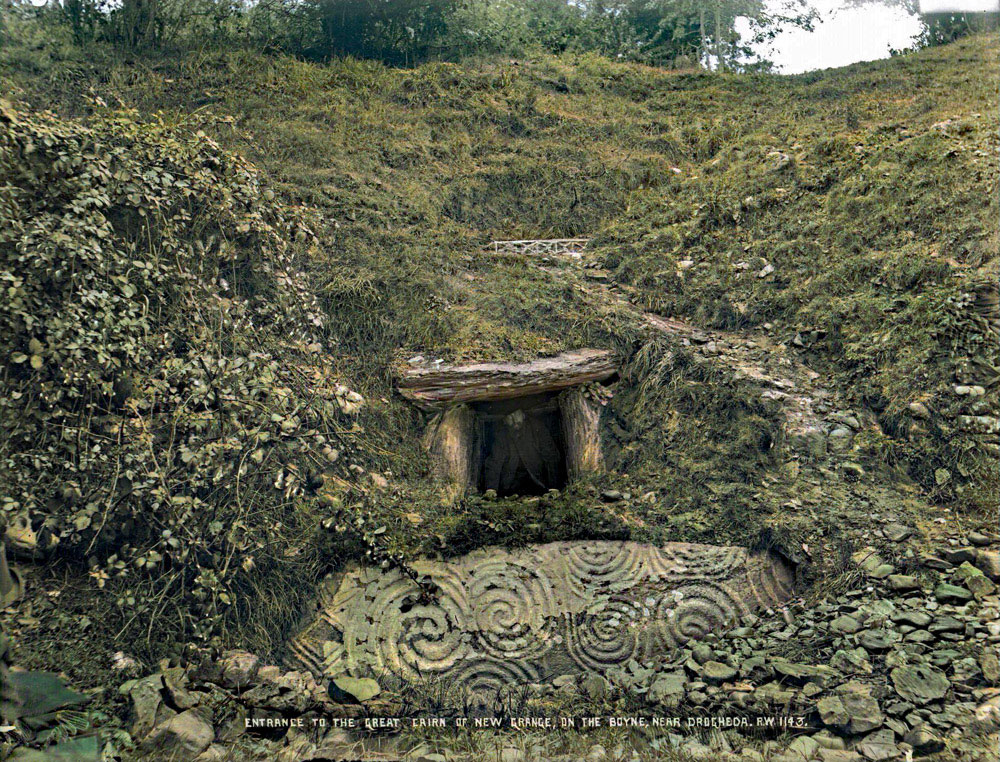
[{"left": 0, "top": 32, "right": 995, "bottom": 690}]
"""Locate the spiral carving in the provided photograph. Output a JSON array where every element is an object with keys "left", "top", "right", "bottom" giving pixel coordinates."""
[
  {"left": 564, "top": 542, "right": 646, "bottom": 589},
  {"left": 565, "top": 599, "right": 640, "bottom": 671},
  {"left": 285, "top": 541, "right": 795, "bottom": 698},
  {"left": 649, "top": 582, "right": 749, "bottom": 653},
  {"left": 467, "top": 561, "right": 556, "bottom": 660},
  {"left": 345, "top": 569, "right": 472, "bottom": 679},
  {"left": 447, "top": 658, "right": 541, "bottom": 706}
]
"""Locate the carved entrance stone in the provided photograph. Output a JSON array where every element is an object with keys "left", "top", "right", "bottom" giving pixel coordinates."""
[{"left": 287, "top": 541, "right": 796, "bottom": 702}]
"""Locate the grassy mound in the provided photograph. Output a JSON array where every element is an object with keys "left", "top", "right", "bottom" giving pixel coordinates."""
[
  {"left": 0, "top": 33, "right": 996, "bottom": 678},
  {"left": 591, "top": 38, "right": 998, "bottom": 511}
]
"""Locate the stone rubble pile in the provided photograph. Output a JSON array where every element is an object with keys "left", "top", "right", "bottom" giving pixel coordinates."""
[
  {"left": 545, "top": 533, "right": 999, "bottom": 762},
  {"left": 120, "top": 651, "right": 345, "bottom": 761}
]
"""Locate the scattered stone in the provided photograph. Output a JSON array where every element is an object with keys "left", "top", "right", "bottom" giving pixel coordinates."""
[
  {"left": 934, "top": 582, "right": 973, "bottom": 603},
  {"left": 828, "top": 427, "right": 854, "bottom": 453},
  {"left": 813, "top": 732, "right": 847, "bottom": 751},
  {"left": 691, "top": 642, "right": 714, "bottom": 665},
  {"left": 581, "top": 673, "right": 610, "bottom": 701},
  {"left": 854, "top": 729, "right": 897, "bottom": 761},
  {"left": 218, "top": 650, "right": 260, "bottom": 691},
  {"left": 772, "top": 659, "right": 835, "bottom": 687},
  {"left": 126, "top": 673, "right": 172, "bottom": 739},
  {"left": 851, "top": 548, "right": 885, "bottom": 575},
  {"left": 929, "top": 616, "right": 964, "bottom": 635},
  {"left": 330, "top": 676, "right": 381, "bottom": 703},
  {"left": 887, "top": 575, "right": 919, "bottom": 592},
  {"left": 857, "top": 629, "right": 899, "bottom": 652},
  {"left": 841, "top": 462, "right": 865, "bottom": 480},
  {"left": 892, "top": 610, "right": 931, "bottom": 628},
  {"left": 902, "top": 726, "right": 943, "bottom": 755},
  {"left": 967, "top": 532, "right": 991, "bottom": 547},
  {"left": 786, "top": 735, "right": 819, "bottom": 760},
  {"left": 890, "top": 665, "right": 950, "bottom": 705},
  {"left": 945, "top": 547, "right": 977, "bottom": 566},
  {"left": 701, "top": 661, "right": 737, "bottom": 685},
  {"left": 830, "top": 615, "right": 861, "bottom": 634},
  {"left": 884, "top": 524, "right": 913, "bottom": 543},
  {"left": 142, "top": 709, "right": 214, "bottom": 762},
  {"left": 975, "top": 550, "right": 1000, "bottom": 581},
  {"left": 818, "top": 750, "right": 862, "bottom": 762},
  {"left": 830, "top": 648, "right": 872, "bottom": 675},
  {"left": 920, "top": 554, "right": 952, "bottom": 571},
  {"left": 979, "top": 651, "right": 999, "bottom": 684}
]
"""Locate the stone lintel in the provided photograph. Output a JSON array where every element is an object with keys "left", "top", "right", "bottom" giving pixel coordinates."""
[{"left": 398, "top": 349, "right": 617, "bottom": 407}]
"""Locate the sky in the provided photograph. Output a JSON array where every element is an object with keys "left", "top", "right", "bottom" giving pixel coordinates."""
[{"left": 736, "top": 0, "right": 928, "bottom": 74}]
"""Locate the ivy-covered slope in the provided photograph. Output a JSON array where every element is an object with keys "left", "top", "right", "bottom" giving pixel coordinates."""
[{"left": 0, "top": 103, "right": 370, "bottom": 653}]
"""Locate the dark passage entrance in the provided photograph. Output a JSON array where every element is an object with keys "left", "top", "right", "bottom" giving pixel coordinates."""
[{"left": 474, "top": 394, "right": 566, "bottom": 496}]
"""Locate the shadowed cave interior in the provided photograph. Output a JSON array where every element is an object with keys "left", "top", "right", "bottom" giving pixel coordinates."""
[{"left": 473, "top": 393, "right": 567, "bottom": 496}]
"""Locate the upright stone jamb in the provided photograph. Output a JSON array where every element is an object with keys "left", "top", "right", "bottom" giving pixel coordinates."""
[
  {"left": 560, "top": 386, "right": 604, "bottom": 479},
  {"left": 423, "top": 403, "right": 478, "bottom": 497}
]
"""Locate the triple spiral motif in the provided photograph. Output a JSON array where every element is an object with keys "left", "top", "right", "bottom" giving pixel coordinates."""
[{"left": 288, "top": 541, "right": 794, "bottom": 700}]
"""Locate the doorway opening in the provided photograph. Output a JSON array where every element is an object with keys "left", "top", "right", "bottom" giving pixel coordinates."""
[{"left": 474, "top": 394, "right": 566, "bottom": 496}]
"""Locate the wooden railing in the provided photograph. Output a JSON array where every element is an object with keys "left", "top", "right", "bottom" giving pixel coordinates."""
[{"left": 491, "top": 238, "right": 590, "bottom": 257}]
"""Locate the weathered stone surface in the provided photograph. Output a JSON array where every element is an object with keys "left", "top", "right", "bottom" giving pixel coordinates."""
[
  {"left": 142, "top": 709, "right": 214, "bottom": 761},
  {"left": 854, "top": 729, "right": 897, "bottom": 761},
  {"left": 903, "top": 726, "right": 943, "bottom": 755},
  {"left": 890, "top": 665, "right": 949, "bottom": 705},
  {"left": 398, "top": 349, "right": 617, "bottom": 406},
  {"left": 287, "top": 541, "right": 794, "bottom": 699},
  {"left": 648, "top": 672, "right": 687, "bottom": 707},
  {"left": 851, "top": 549, "right": 885, "bottom": 575},
  {"left": 934, "top": 582, "right": 972, "bottom": 603},
  {"left": 818, "top": 684, "right": 883, "bottom": 734},
  {"left": 829, "top": 615, "right": 860, "bottom": 634},
  {"left": 560, "top": 385, "right": 605, "bottom": 479},
  {"left": 218, "top": 650, "right": 260, "bottom": 691},
  {"left": 125, "top": 673, "right": 172, "bottom": 740},
  {"left": 975, "top": 550, "right": 1000, "bottom": 580},
  {"left": 887, "top": 575, "right": 919, "bottom": 592},
  {"left": 330, "top": 676, "right": 381, "bottom": 702},
  {"left": 701, "top": 661, "right": 737, "bottom": 684},
  {"left": 830, "top": 648, "right": 872, "bottom": 676},
  {"left": 771, "top": 659, "right": 835, "bottom": 687},
  {"left": 423, "top": 403, "right": 477, "bottom": 496}
]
